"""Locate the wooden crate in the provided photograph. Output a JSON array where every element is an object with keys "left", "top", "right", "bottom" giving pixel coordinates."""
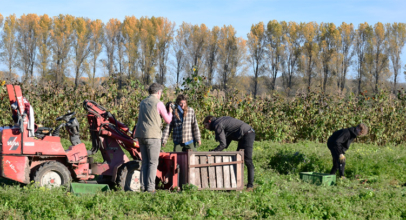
[{"left": 176, "top": 150, "right": 244, "bottom": 190}]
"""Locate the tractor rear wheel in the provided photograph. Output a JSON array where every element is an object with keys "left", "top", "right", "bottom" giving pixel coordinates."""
[
  {"left": 116, "top": 161, "right": 141, "bottom": 192},
  {"left": 33, "top": 161, "right": 72, "bottom": 188}
]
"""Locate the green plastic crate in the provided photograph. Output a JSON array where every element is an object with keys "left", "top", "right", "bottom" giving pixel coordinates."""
[
  {"left": 299, "top": 172, "right": 336, "bottom": 186},
  {"left": 70, "top": 183, "right": 110, "bottom": 195}
]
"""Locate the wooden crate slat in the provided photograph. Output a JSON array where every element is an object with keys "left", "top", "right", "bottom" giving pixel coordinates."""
[
  {"left": 208, "top": 156, "right": 216, "bottom": 189},
  {"left": 200, "top": 156, "right": 209, "bottom": 189},
  {"left": 215, "top": 156, "right": 223, "bottom": 189},
  {"left": 194, "top": 156, "right": 201, "bottom": 188},
  {"left": 236, "top": 153, "right": 243, "bottom": 188},
  {"left": 229, "top": 156, "right": 237, "bottom": 188},
  {"left": 223, "top": 156, "right": 231, "bottom": 188},
  {"left": 188, "top": 152, "right": 195, "bottom": 186}
]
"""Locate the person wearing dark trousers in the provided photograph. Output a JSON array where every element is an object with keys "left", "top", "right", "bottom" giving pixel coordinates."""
[
  {"left": 327, "top": 123, "right": 368, "bottom": 178},
  {"left": 203, "top": 116, "right": 255, "bottom": 190}
]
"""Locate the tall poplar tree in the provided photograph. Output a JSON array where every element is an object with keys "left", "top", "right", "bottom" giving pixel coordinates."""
[
  {"left": 139, "top": 17, "right": 157, "bottom": 84},
  {"left": 72, "top": 17, "right": 92, "bottom": 88},
  {"left": 50, "top": 14, "right": 74, "bottom": 84},
  {"left": 184, "top": 23, "right": 209, "bottom": 76},
  {"left": 281, "top": 21, "right": 302, "bottom": 94},
  {"left": 37, "top": 14, "right": 52, "bottom": 81},
  {"left": 155, "top": 17, "right": 175, "bottom": 85},
  {"left": 88, "top": 19, "right": 104, "bottom": 87},
  {"left": 370, "top": 22, "right": 389, "bottom": 94},
  {"left": 354, "top": 22, "right": 371, "bottom": 94},
  {"left": 387, "top": 22, "right": 406, "bottom": 92},
  {"left": 172, "top": 22, "right": 187, "bottom": 87},
  {"left": 122, "top": 16, "right": 139, "bottom": 79},
  {"left": 301, "top": 22, "right": 319, "bottom": 92},
  {"left": 17, "top": 14, "right": 40, "bottom": 82},
  {"left": 247, "top": 22, "right": 266, "bottom": 98},
  {"left": 204, "top": 26, "right": 220, "bottom": 86},
  {"left": 0, "top": 14, "right": 19, "bottom": 80},
  {"left": 319, "top": 22, "right": 340, "bottom": 94},
  {"left": 104, "top": 18, "right": 120, "bottom": 77},
  {"left": 217, "top": 25, "right": 246, "bottom": 92},
  {"left": 266, "top": 20, "right": 285, "bottom": 91},
  {"left": 337, "top": 22, "right": 355, "bottom": 92}
]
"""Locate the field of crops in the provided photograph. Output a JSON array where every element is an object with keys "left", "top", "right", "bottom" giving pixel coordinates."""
[
  {"left": 0, "top": 139, "right": 405, "bottom": 219},
  {"left": 2, "top": 78, "right": 406, "bottom": 146}
]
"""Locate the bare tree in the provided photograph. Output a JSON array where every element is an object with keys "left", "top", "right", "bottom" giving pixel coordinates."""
[
  {"left": 172, "top": 22, "right": 187, "bottom": 87},
  {"left": 17, "top": 14, "right": 40, "bottom": 83},
  {"left": 72, "top": 17, "right": 92, "bottom": 88},
  {"left": 247, "top": 22, "right": 266, "bottom": 98},
  {"left": 217, "top": 25, "right": 247, "bottom": 92},
  {"left": 300, "top": 22, "right": 319, "bottom": 92},
  {"left": 266, "top": 20, "right": 284, "bottom": 91},
  {"left": 281, "top": 21, "right": 302, "bottom": 95},
  {"left": 155, "top": 17, "right": 175, "bottom": 85},
  {"left": 203, "top": 26, "right": 220, "bottom": 86},
  {"left": 183, "top": 23, "right": 209, "bottom": 77},
  {"left": 122, "top": 16, "right": 140, "bottom": 80},
  {"left": 104, "top": 18, "right": 120, "bottom": 77},
  {"left": 36, "top": 14, "right": 52, "bottom": 81},
  {"left": 50, "top": 14, "right": 74, "bottom": 84},
  {"left": 354, "top": 22, "right": 371, "bottom": 94},
  {"left": 370, "top": 22, "right": 389, "bottom": 94},
  {"left": 319, "top": 22, "right": 340, "bottom": 94},
  {"left": 88, "top": 19, "right": 104, "bottom": 88},
  {"left": 337, "top": 22, "right": 355, "bottom": 92},
  {"left": 387, "top": 22, "right": 406, "bottom": 93}
]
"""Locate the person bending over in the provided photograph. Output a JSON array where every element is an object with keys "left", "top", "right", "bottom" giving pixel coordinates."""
[
  {"left": 327, "top": 123, "right": 368, "bottom": 178},
  {"left": 203, "top": 115, "right": 255, "bottom": 190}
]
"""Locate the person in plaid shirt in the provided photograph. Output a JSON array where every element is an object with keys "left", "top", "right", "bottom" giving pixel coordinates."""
[{"left": 162, "top": 94, "right": 201, "bottom": 152}]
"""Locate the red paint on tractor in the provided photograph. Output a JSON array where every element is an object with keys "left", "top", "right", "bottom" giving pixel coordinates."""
[
  {"left": 0, "top": 155, "right": 30, "bottom": 184},
  {"left": 1, "top": 86, "right": 181, "bottom": 191}
]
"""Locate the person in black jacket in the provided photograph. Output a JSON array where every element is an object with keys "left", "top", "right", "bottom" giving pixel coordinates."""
[
  {"left": 203, "top": 116, "right": 255, "bottom": 190},
  {"left": 327, "top": 123, "right": 368, "bottom": 178}
]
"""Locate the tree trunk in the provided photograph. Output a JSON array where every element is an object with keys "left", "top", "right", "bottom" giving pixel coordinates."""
[
  {"left": 323, "top": 65, "right": 328, "bottom": 94},
  {"left": 341, "top": 68, "right": 347, "bottom": 92},
  {"left": 307, "top": 56, "right": 312, "bottom": 93},
  {"left": 254, "top": 63, "right": 259, "bottom": 99}
]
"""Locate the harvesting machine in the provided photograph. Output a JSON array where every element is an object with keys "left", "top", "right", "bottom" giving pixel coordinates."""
[{"left": 0, "top": 84, "right": 179, "bottom": 191}]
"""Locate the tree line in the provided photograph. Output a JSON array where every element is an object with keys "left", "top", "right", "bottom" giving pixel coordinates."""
[{"left": 0, "top": 13, "right": 405, "bottom": 97}]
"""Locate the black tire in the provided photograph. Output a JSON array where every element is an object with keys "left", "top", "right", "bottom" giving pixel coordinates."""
[
  {"left": 32, "top": 161, "right": 72, "bottom": 188},
  {"left": 116, "top": 161, "right": 142, "bottom": 192}
]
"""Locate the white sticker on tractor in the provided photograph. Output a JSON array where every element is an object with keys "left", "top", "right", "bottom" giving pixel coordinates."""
[
  {"left": 7, "top": 137, "right": 19, "bottom": 151},
  {"left": 5, "top": 160, "right": 17, "bottom": 173},
  {"left": 24, "top": 142, "right": 34, "bottom": 146}
]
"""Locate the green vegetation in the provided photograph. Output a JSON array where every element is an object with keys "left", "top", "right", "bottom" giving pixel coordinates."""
[
  {"left": 0, "top": 140, "right": 405, "bottom": 219},
  {"left": 2, "top": 79, "right": 406, "bottom": 146}
]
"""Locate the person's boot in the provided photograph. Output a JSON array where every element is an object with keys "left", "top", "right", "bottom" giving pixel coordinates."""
[{"left": 246, "top": 187, "right": 254, "bottom": 192}]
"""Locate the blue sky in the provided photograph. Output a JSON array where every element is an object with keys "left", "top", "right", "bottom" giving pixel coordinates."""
[{"left": 1, "top": 0, "right": 406, "bottom": 81}]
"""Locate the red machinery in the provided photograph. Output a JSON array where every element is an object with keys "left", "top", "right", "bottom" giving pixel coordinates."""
[{"left": 0, "top": 85, "right": 179, "bottom": 191}]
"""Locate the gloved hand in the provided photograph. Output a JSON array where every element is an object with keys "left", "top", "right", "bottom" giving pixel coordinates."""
[{"left": 339, "top": 154, "right": 346, "bottom": 164}]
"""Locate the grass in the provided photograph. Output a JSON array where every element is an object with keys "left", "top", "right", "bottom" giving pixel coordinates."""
[{"left": 0, "top": 139, "right": 406, "bottom": 219}]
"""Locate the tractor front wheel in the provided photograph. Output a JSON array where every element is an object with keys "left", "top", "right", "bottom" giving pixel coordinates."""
[
  {"left": 116, "top": 161, "right": 141, "bottom": 192},
  {"left": 33, "top": 161, "right": 72, "bottom": 188}
]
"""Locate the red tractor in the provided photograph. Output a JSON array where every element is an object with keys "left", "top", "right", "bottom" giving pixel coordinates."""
[{"left": 0, "top": 85, "right": 179, "bottom": 191}]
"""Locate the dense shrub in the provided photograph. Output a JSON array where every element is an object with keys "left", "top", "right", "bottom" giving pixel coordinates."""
[{"left": 1, "top": 76, "right": 406, "bottom": 145}]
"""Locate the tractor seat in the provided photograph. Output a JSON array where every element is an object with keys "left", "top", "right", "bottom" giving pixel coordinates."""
[{"left": 35, "top": 127, "right": 53, "bottom": 139}]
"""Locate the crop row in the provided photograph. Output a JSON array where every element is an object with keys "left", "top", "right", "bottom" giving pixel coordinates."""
[{"left": 1, "top": 77, "right": 406, "bottom": 145}]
